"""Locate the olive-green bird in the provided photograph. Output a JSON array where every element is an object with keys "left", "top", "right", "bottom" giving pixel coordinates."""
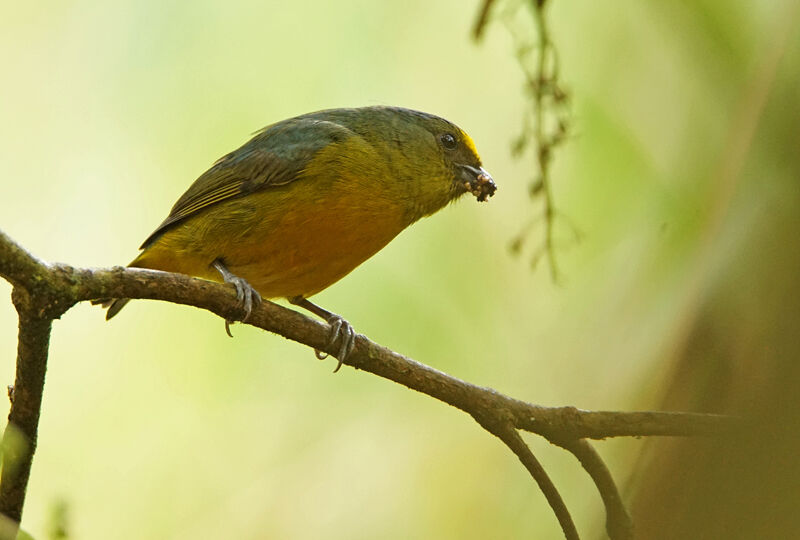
[{"left": 98, "top": 106, "right": 496, "bottom": 369}]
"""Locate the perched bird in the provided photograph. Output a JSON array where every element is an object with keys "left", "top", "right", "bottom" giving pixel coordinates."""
[{"left": 97, "top": 106, "right": 496, "bottom": 369}]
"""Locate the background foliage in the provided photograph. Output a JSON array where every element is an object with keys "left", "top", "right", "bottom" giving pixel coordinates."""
[{"left": 1, "top": 1, "right": 798, "bottom": 538}]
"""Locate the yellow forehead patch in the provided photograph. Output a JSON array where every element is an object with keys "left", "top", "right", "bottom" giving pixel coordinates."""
[{"left": 460, "top": 130, "right": 480, "bottom": 162}]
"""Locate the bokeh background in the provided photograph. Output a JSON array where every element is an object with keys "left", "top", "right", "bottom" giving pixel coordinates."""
[{"left": 1, "top": 1, "right": 799, "bottom": 538}]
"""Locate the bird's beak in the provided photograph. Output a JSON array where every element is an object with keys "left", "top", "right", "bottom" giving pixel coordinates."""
[{"left": 459, "top": 165, "right": 497, "bottom": 202}]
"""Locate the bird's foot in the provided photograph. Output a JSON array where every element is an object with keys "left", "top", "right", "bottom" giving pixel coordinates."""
[
  {"left": 289, "top": 297, "right": 357, "bottom": 372},
  {"left": 213, "top": 259, "right": 262, "bottom": 336},
  {"left": 315, "top": 315, "right": 356, "bottom": 372}
]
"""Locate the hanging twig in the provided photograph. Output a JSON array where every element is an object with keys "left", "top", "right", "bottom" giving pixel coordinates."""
[{"left": 474, "top": 0, "right": 575, "bottom": 278}]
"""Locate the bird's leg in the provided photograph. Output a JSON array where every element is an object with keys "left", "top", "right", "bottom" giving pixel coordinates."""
[
  {"left": 212, "top": 259, "right": 262, "bottom": 336},
  {"left": 288, "top": 296, "right": 356, "bottom": 372}
]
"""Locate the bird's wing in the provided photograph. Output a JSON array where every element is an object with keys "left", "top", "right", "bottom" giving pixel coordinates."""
[{"left": 140, "top": 118, "right": 355, "bottom": 249}]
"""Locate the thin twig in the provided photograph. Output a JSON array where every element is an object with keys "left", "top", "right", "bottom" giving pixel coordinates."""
[
  {"left": 480, "top": 415, "right": 579, "bottom": 540},
  {"left": 556, "top": 438, "right": 633, "bottom": 540},
  {"left": 472, "top": 0, "right": 498, "bottom": 41},
  {"left": 517, "top": 408, "right": 734, "bottom": 439},
  {"left": 483, "top": 0, "right": 572, "bottom": 277},
  {"left": 531, "top": 0, "right": 559, "bottom": 279}
]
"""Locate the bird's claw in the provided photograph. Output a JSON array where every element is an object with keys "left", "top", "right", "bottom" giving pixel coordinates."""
[
  {"left": 213, "top": 260, "right": 262, "bottom": 337},
  {"left": 314, "top": 315, "right": 356, "bottom": 372},
  {"left": 288, "top": 296, "right": 356, "bottom": 372},
  {"left": 229, "top": 275, "right": 262, "bottom": 322}
]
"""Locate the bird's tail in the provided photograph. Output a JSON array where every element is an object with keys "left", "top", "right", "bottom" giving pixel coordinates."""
[{"left": 91, "top": 297, "right": 131, "bottom": 320}]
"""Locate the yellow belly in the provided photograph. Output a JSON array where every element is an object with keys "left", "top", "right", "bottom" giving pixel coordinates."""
[{"left": 131, "top": 178, "right": 409, "bottom": 299}]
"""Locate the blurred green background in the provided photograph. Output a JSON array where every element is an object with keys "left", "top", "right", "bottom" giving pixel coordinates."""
[{"left": 1, "top": 1, "right": 798, "bottom": 538}]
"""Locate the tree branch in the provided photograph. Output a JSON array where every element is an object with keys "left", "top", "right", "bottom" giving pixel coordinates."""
[
  {"left": 0, "top": 229, "right": 737, "bottom": 538},
  {"left": 0, "top": 300, "right": 53, "bottom": 540}
]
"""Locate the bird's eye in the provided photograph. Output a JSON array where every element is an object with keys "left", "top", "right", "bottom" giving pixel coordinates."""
[{"left": 440, "top": 133, "right": 457, "bottom": 150}]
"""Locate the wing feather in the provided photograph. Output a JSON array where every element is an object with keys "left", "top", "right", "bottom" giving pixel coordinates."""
[{"left": 140, "top": 118, "right": 355, "bottom": 249}]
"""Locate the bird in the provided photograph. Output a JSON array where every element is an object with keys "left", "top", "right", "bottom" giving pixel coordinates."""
[{"left": 96, "top": 106, "right": 496, "bottom": 370}]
